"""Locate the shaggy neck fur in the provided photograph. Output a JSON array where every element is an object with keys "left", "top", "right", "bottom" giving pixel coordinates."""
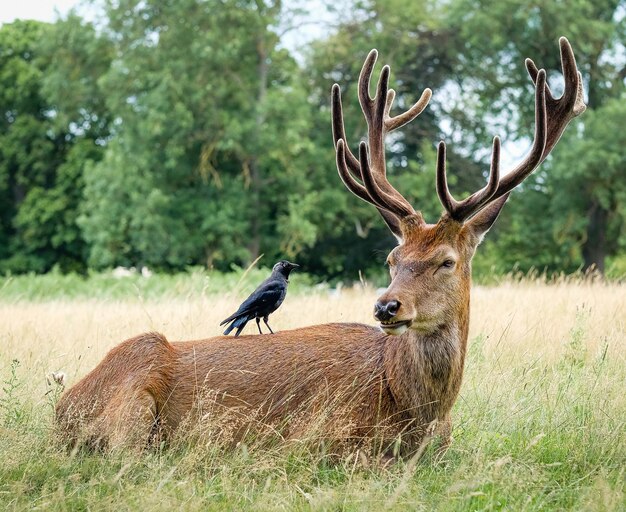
[{"left": 383, "top": 286, "right": 470, "bottom": 426}]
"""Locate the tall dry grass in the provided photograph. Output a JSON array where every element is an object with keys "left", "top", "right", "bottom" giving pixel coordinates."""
[
  {"left": 0, "top": 278, "right": 624, "bottom": 510},
  {"left": 1, "top": 278, "right": 623, "bottom": 385}
]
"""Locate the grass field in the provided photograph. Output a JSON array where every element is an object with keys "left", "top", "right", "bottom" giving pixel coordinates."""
[{"left": 0, "top": 274, "right": 625, "bottom": 511}]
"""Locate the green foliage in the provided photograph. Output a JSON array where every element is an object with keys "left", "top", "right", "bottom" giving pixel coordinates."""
[
  {"left": 0, "top": 359, "right": 26, "bottom": 427},
  {"left": 448, "top": 0, "right": 626, "bottom": 272},
  {"left": 547, "top": 98, "right": 626, "bottom": 265},
  {"left": 0, "top": 266, "right": 316, "bottom": 302},
  {"left": 78, "top": 0, "right": 319, "bottom": 271},
  {"left": 606, "top": 253, "right": 626, "bottom": 279},
  {"left": 0, "top": 18, "right": 110, "bottom": 274},
  {"left": 0, "top": 0, "right": 624, "bottom": 279},
  {"left": 561, "top": 306, "right": 589, "bottom": 369}
]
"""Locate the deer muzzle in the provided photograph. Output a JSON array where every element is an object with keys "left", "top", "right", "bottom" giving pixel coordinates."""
[{"left": 374, "top": 299, "right": 411, "bottom": 335}]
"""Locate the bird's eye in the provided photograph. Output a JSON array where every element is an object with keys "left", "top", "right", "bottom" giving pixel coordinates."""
[{"left": 440, "top": 259, "right": 455, "bottom": 269}]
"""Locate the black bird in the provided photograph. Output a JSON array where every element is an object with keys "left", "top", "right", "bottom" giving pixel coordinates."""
[{"left": 220, "top": 260, "right": 299, "bottom": 337}]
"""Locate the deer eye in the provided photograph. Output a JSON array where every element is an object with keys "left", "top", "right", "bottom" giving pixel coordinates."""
[{"left": 440, "top": 259, "right": 455, "bottom": 269}]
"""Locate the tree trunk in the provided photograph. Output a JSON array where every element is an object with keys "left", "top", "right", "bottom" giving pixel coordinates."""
[
  {"left": 581, "top": 200, "right": 607, "bottom": 274},
  {"left": 247, "top": 36, "right": 268, "bottom": 261},
  {"left": 580, "top": 47, "right": 609, "bottom": 274}
]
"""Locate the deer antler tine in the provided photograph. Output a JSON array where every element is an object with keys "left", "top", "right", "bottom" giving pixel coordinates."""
[
  {"left": 487, "top": 69, "right": 547, "bottom": 199},
  {"left": 488, "top": 136, "right": 501, "bottom": 192},
  {"left": 512, "top": 68, "right": 548, "bottom": 169},
  {"left": 475, "top": 136, "right": 502, "bottom": 207},
  {"left": 559, "top": 37, "right": 580, "bottom": 105},
  {"left": 521, "top": 69, "right": 548, "bottom": 166},
  {"left": 359, "top": 142, "right": 415, "bottom": 217},
  {"left": 358, "top": 142, "right": 394, "bottom": 212},
  {"left": 331, "top": 83, "right": 362, "bottom": 176},
  {"left": 338, "top": 137, "right": 409, "bottom": 215},
  {"left": 468, "top": 136, "right": 502, "bottom": 214},
  {"left": 558, "top": 38, "right": 586, "bottom": 115},
  {"left": 331, "top": 84, "right": 346, "bottom": 148},
  {"left": 437, "top": 135, "right": 501, "bottom": 221},
  {"left": 335, "top": 139, "right": 371, "bottom": 203},
  {"left": 572, "top": 71, "right": 587, "bottom": 117},
  {"left": 525, "top": 58, "right": 540, "bottom": 84},
  {"left": 525, "top": 57, "right": 555, "bottom": 99},
  {"left": 533, "top": 69, "right": 548, "bottom": 155},
  {"left": 375, "top": 65, "right": 391, "bottom": 121},
  {"left": 436, "top": 141, "right": 458, "bottom": 216},
  {"left": 574, "top": 71, "right": 586, "bottom": 115},
  {"left": 337, "top": 139, "right": 404, "bottom": 235},
  {"left": 386, "top": 88, "right": 433, "bottom": 132},
  {"left": 359, "top": 49, "right": 378, "bottom": 113},
  {"left": 385, "top": 89, "right": 396, "bottom": 118}
]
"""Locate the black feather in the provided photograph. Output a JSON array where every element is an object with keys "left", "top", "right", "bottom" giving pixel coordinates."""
[{"left": 220, "top": 260, "right": 298, "bottom": 337}]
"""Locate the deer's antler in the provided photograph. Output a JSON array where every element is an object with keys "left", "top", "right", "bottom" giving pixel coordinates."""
[
  {"left": 332, "top": 49, "right": 432, "bottom": 236},
  {"left": 437, "top": 37, "right": 586, "bottom": 222}
]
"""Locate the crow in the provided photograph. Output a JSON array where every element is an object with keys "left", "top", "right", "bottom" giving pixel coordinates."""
[{"left": 220, "top": 260, "right": 299, "bottom": 337}]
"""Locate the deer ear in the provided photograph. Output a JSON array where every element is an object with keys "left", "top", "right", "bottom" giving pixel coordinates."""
[{"left": 465, "top": 194, "right": 509, "bottom": 242}]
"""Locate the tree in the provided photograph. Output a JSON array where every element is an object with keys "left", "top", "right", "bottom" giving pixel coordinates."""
[
  {"left": 2, "top": 0, "right": 623, "bottom": 279},
  {"left": 448, "top": 0, "right": 626, "bottom": 273},
  {"left": 0, "top": 19, "right": 109, "bottom": 272},
  {"left": 80, "top": 0, "right": 317, "bottom": 270},
  {"left": 547, "top": 97, "right": 626, "bottom": 272}
]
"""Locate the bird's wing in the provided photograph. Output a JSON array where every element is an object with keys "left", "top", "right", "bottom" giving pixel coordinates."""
[{"left": 219, "top": 279, "right": 285, "bottom": 325}]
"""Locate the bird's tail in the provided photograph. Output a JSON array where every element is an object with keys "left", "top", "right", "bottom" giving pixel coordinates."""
[
  {"left": 223, "top": 315, "right": 248, "bottom": 336},
  {"left": 219, "top": 314, "right": 235, "bottom": 326}
]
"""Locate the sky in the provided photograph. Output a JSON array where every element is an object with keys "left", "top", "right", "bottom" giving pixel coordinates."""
[
  {"left": 0, "top": 0, "right": 81, "bottom": 25},
  {"left": 0, "top": 0, "right": 329, "bottom": 57}
]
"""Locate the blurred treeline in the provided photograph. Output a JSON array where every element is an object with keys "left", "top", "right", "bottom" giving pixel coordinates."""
[{"left": 0, "top": 0, "right": 624, "bottom": 282}]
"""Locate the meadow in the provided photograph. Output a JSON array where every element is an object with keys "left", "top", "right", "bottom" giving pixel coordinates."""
[{"left": 0, "top": 272, "right": 624, "bottom": 511}]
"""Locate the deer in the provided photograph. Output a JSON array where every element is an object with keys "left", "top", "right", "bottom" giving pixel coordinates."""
[{"left": 55, "top": 38, "right": 585, "bottom": 457}]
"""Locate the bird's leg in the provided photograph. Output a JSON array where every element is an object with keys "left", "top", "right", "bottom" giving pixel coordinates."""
[
  {"left": 263, "top": 316, "right": 274, "bottom": 334},
  {"left": 255, "top": 317, "right": 263, "bottom": 335}
]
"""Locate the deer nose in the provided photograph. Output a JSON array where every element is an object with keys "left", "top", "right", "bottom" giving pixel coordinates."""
[{"left": 374, "top": 300, "right": 400, "bottom": 322}]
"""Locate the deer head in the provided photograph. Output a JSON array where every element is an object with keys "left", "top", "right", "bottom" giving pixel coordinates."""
[{"left": 332, "top": 37, "right": 585, "bottom": 336}]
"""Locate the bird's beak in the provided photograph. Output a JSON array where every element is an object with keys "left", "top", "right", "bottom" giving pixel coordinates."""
[{"left": 289, "top": 263, "right": 300, "bottom": 270}]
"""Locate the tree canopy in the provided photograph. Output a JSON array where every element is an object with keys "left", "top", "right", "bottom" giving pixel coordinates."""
[{"left": 0, "top": 0, "right": 624, "bottom": 280}]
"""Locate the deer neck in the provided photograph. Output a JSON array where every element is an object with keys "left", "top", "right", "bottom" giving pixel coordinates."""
[{"left": 383, "top": 298, "right": 470, "bottom": 421}]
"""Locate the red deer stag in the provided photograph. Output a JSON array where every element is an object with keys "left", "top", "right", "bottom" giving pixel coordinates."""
[{"left": 56, "top": 38, "right": 585, "bottom": 455}]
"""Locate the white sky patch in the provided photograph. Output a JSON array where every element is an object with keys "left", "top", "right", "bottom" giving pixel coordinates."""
[
  {"left": 278, "top": 1, "right": 337, "bottom": 61},
  {"left": 0, "top": 0, "right": 80, "bottom": 25}
]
